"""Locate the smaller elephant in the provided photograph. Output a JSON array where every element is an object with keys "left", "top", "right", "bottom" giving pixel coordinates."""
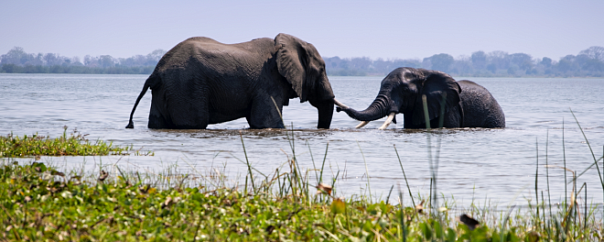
[{"left": 336, "top": 67, "right": 505, "bottom": 129}]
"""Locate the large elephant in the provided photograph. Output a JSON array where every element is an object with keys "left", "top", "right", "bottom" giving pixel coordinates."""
[
  {"left": 336, "top": 67, "right": 505, "bottom": 129},
  {"left": 126, "top": 33, "right": 344, "bottom": 129}
]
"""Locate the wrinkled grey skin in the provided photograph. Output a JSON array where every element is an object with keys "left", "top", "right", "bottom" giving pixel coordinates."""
[
  {"left": 337, "top": 67, "right": 505, "bottom": 128},
  {"left": 126, "top": 33, "right": 335, "bottom": 129}
]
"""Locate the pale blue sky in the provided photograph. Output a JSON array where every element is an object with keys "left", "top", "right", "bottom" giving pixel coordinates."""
[{"left": 1, "top": 0, "right": 602, "bottom": 60}]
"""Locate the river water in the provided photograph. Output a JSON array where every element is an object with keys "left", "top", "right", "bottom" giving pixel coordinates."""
[{"left": 1, "top": 73, "right": 603, "bottom": 208}]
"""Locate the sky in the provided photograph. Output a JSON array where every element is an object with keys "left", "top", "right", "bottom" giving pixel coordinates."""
[{"left": 1, "top": 0, "right": 603, "bottom": 61}]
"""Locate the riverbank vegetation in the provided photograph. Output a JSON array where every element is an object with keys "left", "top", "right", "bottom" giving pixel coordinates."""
[
  {"left": 0, "top": 47, "right": 164, "bottom": 75},
  {"left": 0, "top": 127, "right": 137, "bottom": 158},
  {"left": 1, "top": 46, "right": 603, "bottom": 77},
  {"left": 0, "top": 126, "right": 602, "bottom": 241},
  {"left": 325, "top": 46, "right": 604, "bottom": 77}
]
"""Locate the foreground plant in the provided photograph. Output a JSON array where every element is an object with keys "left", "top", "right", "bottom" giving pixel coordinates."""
[
  {"left": 0, "top": 127, "right": 135, "bottom": 157},
  {"left": 1, "top": 161, "right": 601, "bottom": 241},
  {"left": 1, "top": 118, "right": 602, "bottom": 240}
]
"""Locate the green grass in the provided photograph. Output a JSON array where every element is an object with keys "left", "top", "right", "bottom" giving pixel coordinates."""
[
  {"left": 0, "top": 127, "right": 140, "bottom": 157},
  {"left": 0, "top": 121, "right": 603, "bottom": 241},
  {"left": 1, "top": 159, "right": 601, "bottom": 241}
]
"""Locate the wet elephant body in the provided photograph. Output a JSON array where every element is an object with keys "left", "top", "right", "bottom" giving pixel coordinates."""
[
  {"left": 336, "top": 67, "right": 505, "bottom": 129},
  {"left": 127, "top": 34, "right": 337, "bottom": 129},
  {"left": 457, "top": 80, "right": 505, "bottom": 128}
]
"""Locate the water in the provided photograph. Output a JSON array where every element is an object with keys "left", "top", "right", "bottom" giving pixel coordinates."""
[{"left": 1, "top": 73, "right": 603, "bottom": 207}]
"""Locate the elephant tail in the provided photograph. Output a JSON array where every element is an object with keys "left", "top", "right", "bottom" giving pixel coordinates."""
[{"left": 125, "top": 74, "right": 156, "bottom": 129}]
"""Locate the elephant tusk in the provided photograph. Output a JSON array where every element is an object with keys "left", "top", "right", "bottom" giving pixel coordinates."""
[
  {"left": 378, "top": 112, "right": 396, "bottom": 130},
  {"left": 355, "top": 121, "right": 370, "bottom": 129},
  {"left": 333, "top": 98, "right": 348, "bottom": 109}
]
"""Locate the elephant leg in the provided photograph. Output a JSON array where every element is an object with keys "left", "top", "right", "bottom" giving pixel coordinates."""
[
  {"left": 148, "top": 94, "right": 170, "bottom": 129},
  {"left": 169, "top": 104, "right": 209, "bottom": 128},
  {"left": 168, "top": 97, "right": 209, "bottom": 129},
  {"left": 246, "top": 97, "right": 285, "bottom": 129},
  {"left": 164, "top": 77, "right": 210, "bottom": 129}
]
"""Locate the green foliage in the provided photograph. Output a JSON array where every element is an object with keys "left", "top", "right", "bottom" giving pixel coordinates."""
[
  {"left": 2, "top": 46, "right": 603, "bottom": 76},
  {"left": 0, "top": 127, "right": 134, "bottom": 157},
  {"left": 0, "top": 125, "right": 601, "bottom": 240},
  {"left": 425, "top": 53, "right": 455, "bottom": 73},
  {"left": 0, "top": 160, "right": 601, "bottom": 241},
  {"left": 0, "top": 64, "right": 155, "bottom": 74},
  {"left": 322, "top": 46, "right": 604, "bottom": 77},
  {"left": 0, "top": 46, "right": 164, "bottom": 74}
]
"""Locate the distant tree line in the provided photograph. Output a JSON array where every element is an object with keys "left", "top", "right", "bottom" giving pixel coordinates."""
[
  {"left": 2, "top": 46, "right": 603, "bottom": 77},
  {"left": 0, "top": 47, "right": 166, "bottom": 74},
  {"left": 325, "top": 46, "right": 604, "bottom": 77}
]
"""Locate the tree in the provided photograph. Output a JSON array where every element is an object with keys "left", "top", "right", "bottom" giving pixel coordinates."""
[
  {"left": 452, "top": 55, "right": 473, "bottom": 76},
  {"left": 146, "top": 49, "right": 166, "bottom": 65},
  {"left": 98, "top": 55, "right": 115, "bottom": 68},
  {"left": 487, "top": 51, "right": 509, "bottom": 72},
  {"left": 43, "top": 53, "right": 66, "bottom": 66},
  {"left": 84, "top": 55, "right": 98, "bottom": 67},
  {"left": 486, "top": 64, "right": 497, "bottom": 73},
  {"left": 471, "top": 51, "right": 487, "bottom": 70},
  {"left": 372, "top": 58, "right": 390, "bottom": 74},
  {"left": 540, "top": 57, "right": 552, "bottom": 67},
  {"left": 71, "top": 56, "right": 83, "bottom": 66},
  {"left": 508, "top": 53, "right": 533, "bottom": 71},
  {"left": 426, "top": 53, "right": 454, "bottom": 72},
  {"left": 576, "top": 54, "right": 604, "bottom": 73},
  {"left": 349, "top": 57, "right": 372, "bottom": 70},
  {"left": 0, "top": 47, "right": 33, "bottom": 65},
  {"left": 1, "top": 64, "right": 18, "bottom": 73},
  {"left": 557, "top": 55, "right": 577, "bottom": 73},
  {"left": 119, "top": 55, "right": 146, "bottom": 66},
  {"left": 579, "top": 46, "right": 604, "bottom": 61}
]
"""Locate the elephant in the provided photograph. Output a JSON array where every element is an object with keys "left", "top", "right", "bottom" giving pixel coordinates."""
[
  {"left": 335, "top": 67, "right": 505, "bottom": 129},
  {"left": 126, "top": 33, "right": 345, "bottom": 129}
]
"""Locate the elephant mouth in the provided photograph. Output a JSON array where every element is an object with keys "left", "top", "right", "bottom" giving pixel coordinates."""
[{"left": 355, "top": 112, "right": 396, "bottom": 130}]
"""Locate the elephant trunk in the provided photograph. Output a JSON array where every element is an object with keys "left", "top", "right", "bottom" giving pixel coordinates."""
[
  {"left": 311, "top": 98, "right": 335, "bottom": 129},
  {"left": 337, "top": 94, "right": 391, "bottom": 122}
]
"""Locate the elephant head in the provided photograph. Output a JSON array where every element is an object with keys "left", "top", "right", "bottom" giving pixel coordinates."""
[
  {"left": 274, "top": 33, "right": 336, "bottom": 129},
  {"left": 336, "top": 67, "right": 461, "bottom": 129}
]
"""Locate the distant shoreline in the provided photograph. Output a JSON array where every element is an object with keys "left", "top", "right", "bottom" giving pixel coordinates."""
[
  {"left": 1, "top": 68, "right": 602, "bottom": 78},
  {"left": 2, "top": 46, "right": 603, "bottom": 77}
]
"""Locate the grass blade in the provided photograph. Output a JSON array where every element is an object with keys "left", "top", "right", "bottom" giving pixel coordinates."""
[
  {"left": 357, "top": 141, "right": 372, "bottom": 202},
  {"left": 394, "top": 145, "right": 416, "bottom": 208},
  {"left": 239, "top": 131, "right": 255, "bottom": 192},
  {"left": 535, "top": 137, "right": 539, "bottom": 219},
  {"left": 569, "top": 109, "right": 603, "bottom": 187}
]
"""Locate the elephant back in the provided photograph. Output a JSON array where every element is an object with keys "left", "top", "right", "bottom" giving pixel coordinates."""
[{"left": 458, "top": 80, "right": 505, "bottom": 128}]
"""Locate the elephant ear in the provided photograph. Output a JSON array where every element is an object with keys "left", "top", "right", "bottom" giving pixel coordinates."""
[
  {"left": 410, "top": 70, "right": 461, "bottom": 126},
  {"left": 275, "top": 33, "right": 312, "bottom": 102}
]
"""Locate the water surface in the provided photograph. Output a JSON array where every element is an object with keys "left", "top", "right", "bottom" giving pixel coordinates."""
[{"left": 1, "top": 73, "right": 603, "bottom": 207}]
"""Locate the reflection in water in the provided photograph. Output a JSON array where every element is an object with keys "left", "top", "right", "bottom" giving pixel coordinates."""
[{"left": 0, "top": 74, "right": 603, "bottom": 207}]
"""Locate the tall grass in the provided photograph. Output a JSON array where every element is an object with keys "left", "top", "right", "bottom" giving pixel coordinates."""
[{"left": 1, "top": 110, "right": 603, "bottom": 240}]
